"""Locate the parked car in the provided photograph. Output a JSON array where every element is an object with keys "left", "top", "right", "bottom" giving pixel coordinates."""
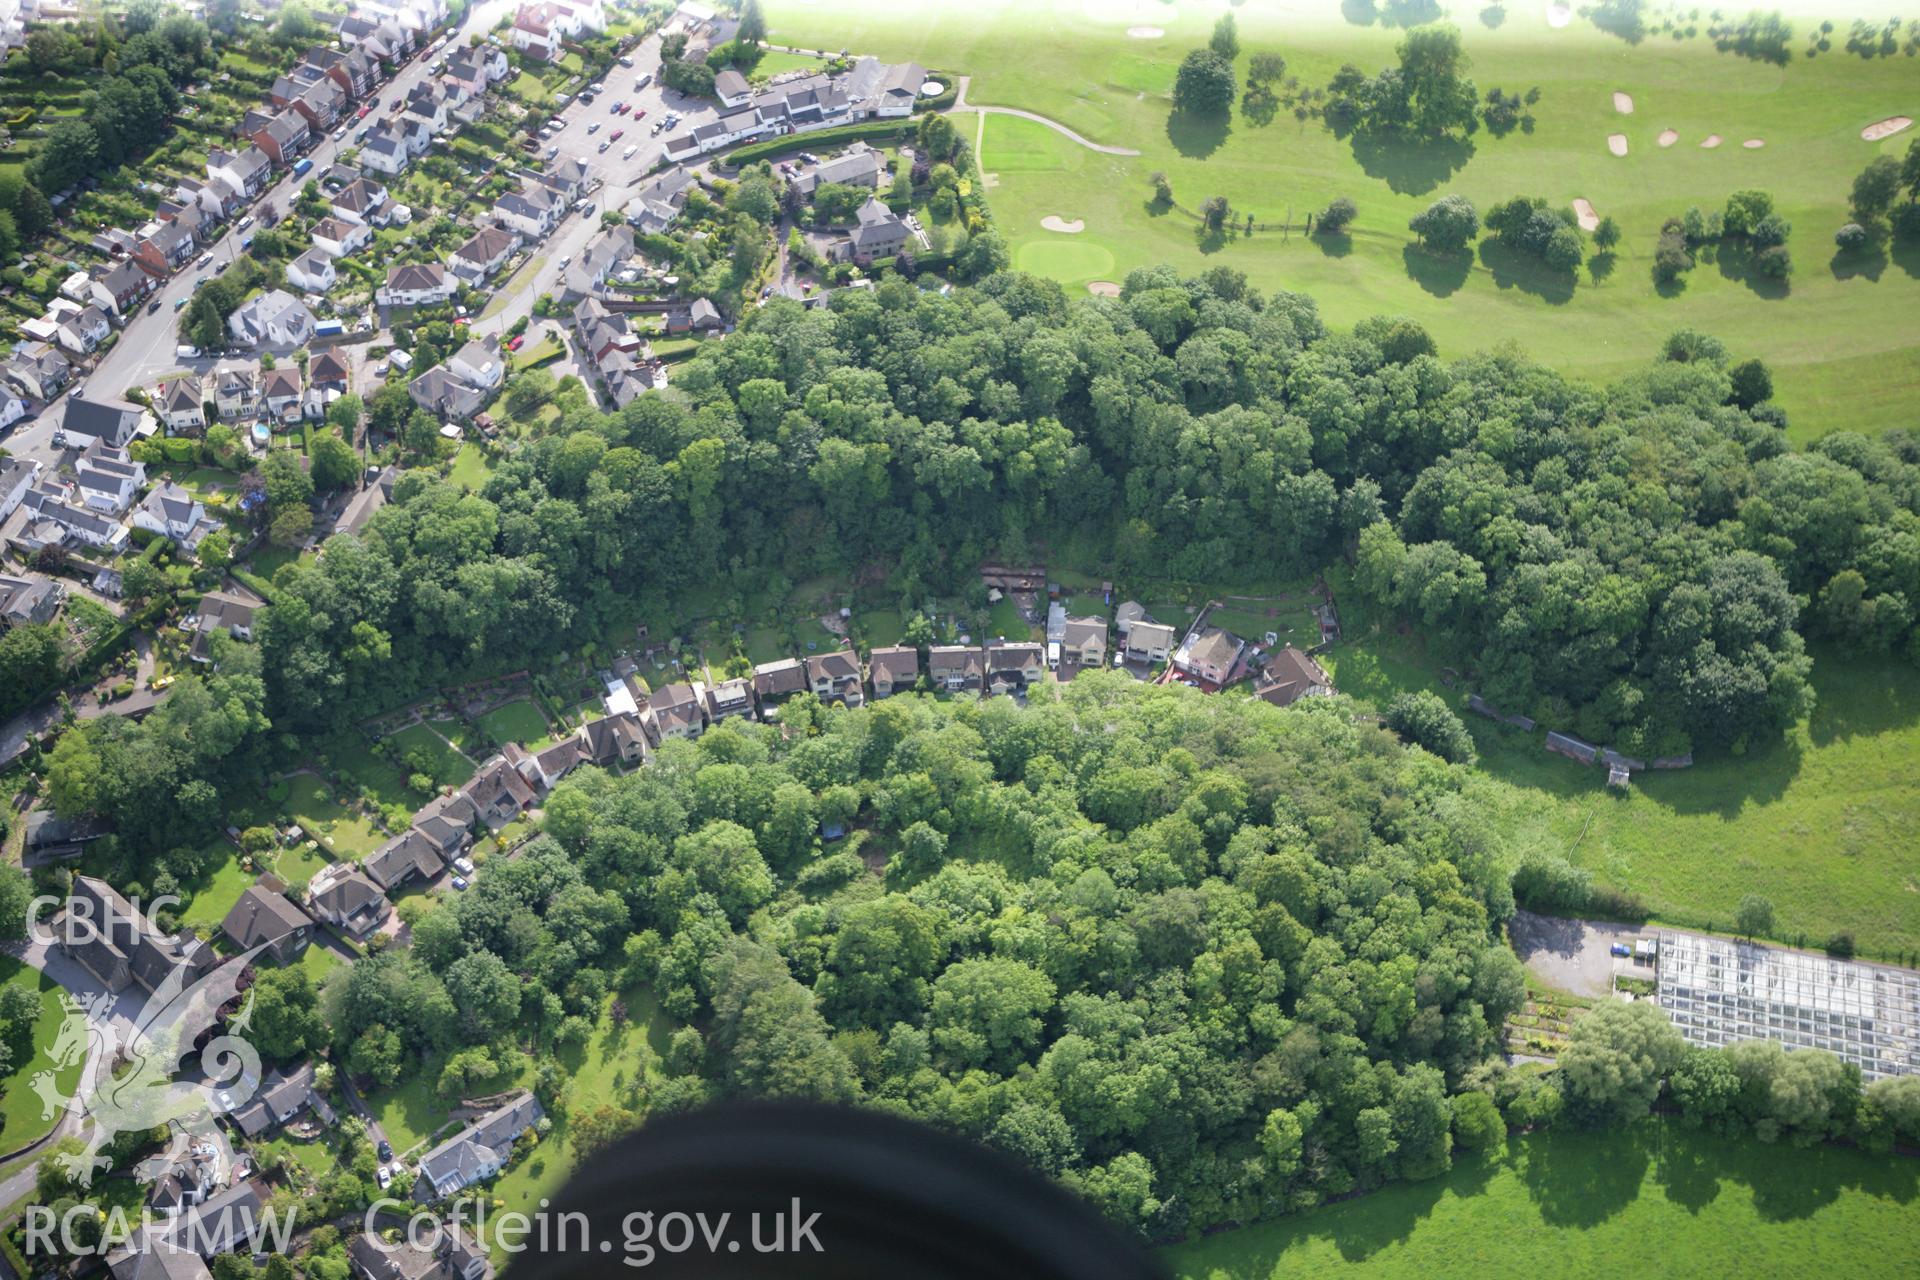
[
  {"left": 377, "top": 1139, "right": 393, "bottom": 1161},
  {"left": 609, "top": 129, "right": 623, "bottom": 142},
  {"left": 587, "top": 121, "right": 600, "bottom": 134},
  {"left": 173, "top": 297, "right": 188, "bottom": 311},
  {"left": 146, "top": 298, "right": 163, "bottom": 314},
  {"left": 506, "top": 334, "right": 524, "bottom": 351},
  {"left": 176, "top": 343, "right": 200, "bottom": 359},
  {"left": 1609, "top": 943, "right": 1633, "bottom": 958},
  {"left": 197, "top": 252, "right": 215, "bottom": 269},
  {"left": 389, "top": 97, "right": 402, "bottom": 111},
  {"left": 237, "top": 214, "right": 253, "bottom": 231},
  {"left": 618, "top": 55, "right": 635, "bottom": 68},
  {"left": 635, "top": 109, "right": 647, "bottom": 119},
  {"left": 451, "top": 876, "right": 469, "bottom": 891},
  {"left": 376, "top": 1166, "right": 392, "bottom": 1189},
  {"left": 453, "top": 856, "right": 475, "bottom": 875},
  {"left": 611, "top": 100, "right": 624, "bottom": 113},
  {"left": 598, "top": 140, "right": 611, "bottom": 153}
]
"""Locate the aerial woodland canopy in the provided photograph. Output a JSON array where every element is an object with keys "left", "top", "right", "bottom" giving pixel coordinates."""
[{"left": 250, "top": 267, "right": 1920, "bottom": 757}]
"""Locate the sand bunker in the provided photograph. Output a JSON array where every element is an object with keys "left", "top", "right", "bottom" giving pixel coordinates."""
[
  {"left": 1607, "top": 134, "right": 1629, "bottom": 157},
  {"left": 1087, "top": 281, "right": 1121, "bottom": 297},
  {"left": 1547, "top": 3, "right": 1572, "bottom": 28},
  {"left": 1700, "top": 134, "right": 1723, "bottom": 148},
  {"left": 1041, "top": 216, "right": 1086, "bottom": 233},
  {"left": 1862, "top": 116, "right": 1913, "bottom": 142},
  {"left": 1571, "top": 198, "right": 1600, "bottom": 232},
  {"left": 1613, "top": 92, "right": 1634, "bottom": 114},
  {"left": 1742, "top": 138, "right": 1765, "bottom": 149},
  {"left": 1658, "top": 129, "right": 1679, "bottom": 148},
  {"left": 1127, "top": 26, "right": 1164, "bottom": 39}
]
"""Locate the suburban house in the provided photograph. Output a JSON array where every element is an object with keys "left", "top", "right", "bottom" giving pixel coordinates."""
[
  {"left": 94, "top": 258, "right": 156, "bottom": 315},
  {"left": 213, "top": 362, "right": 261, "bottom": 420},
  {"left": 563, "top": 225, "right": 634, "bottom": 297},
  {"left": 493, "top": 183, "right": 564, "bottom": 239},
  {"left": 0, "top": 458, "right": 37, "bottom": 522},
  {"left": 464, "top": 757, "right": 539, "bottom": 826},
  {"left": 146, "top": 1151, "right": 215, "bottom": 1219},
  {"left": 307, "top": 351, "right": 352, "bottom": 419},
  {"left": 227, "top": 1060, "right": 335, "bottom": 1138},
  {"left": 666, "top": 298, "right": 723, "bottom": 334},
  {"left": 408, "top": 365, "right": 490, "bottom": 420},
  {"left": 330, "top": 177, "right": 392, "bottom": 226},
  {"left": 449, "top": 337, "right": 505, "bottom": 392},
  {"left": 286, "top": 247, "right": 338, "bottom": 294},
  {"left": 5, "top": 345, "right": 72, "bottom": 400},
  {"left": 0, "top": 572, "right": 62, "bottom": 628},
  {"left": 228, "top": 291, "right": 317, "bottom": 347},
  {"left": 305, "top": 862, "right": 391, "bottom": 938},
  {"left": 1061, "top": 616, "right": 1107, "bottom": 668},
  {"left": 365, "top": 827, "right": 448, "bottom": 893},
  {"left": 1173, "top": 625, "right": 1245, "bottom": 685},
  {"left": 74, "top": 444, "right": 145, "bottom": 513},
  {"left": 157, "top": 376, "right": 207, "bottom": 434},
  {"left": 377, "top": 262, "right": 455, "bottom": 307},
  {"left": 248, "top": 108, "right": 313, "bottom": 167},
  {"left": 448, "top": 225, "right": 520, "bottom": 283},
  {"left": 312, "top": 216, "right": 373, "bottom": 258},
  {"left": 413, "top": 790, "right": 481, "bottom": 861},
  {"left": 752, "top": 658, "right": 807, "bottom": 704},
  {"left": 714, "top": 67, "right": 752, "bottom": 109},
  {"left": 840, "top": 195, "right": 911, "bottom": 266},
  {"left": 868, "top": 646, "right": 919, "bottom": 698},
  {"left": 58, "top": 876, "right": 213, "bottom": 996},
  {"left": 262, "top": 366, "right": 304, "bottom": 423},
  {"left": 791, "top": 142, "right": 887, "bottom": 198},
  {"left": 846, "top": 56, "right": 927, "bottom": 118},
  {"left": 929, "top": 645, "right": 985, "bottom": 693},
  {"left": 131, "top": 218, "right": 196, "bottom": 279},
  {"left": 1254, "top": 646, "right": 1333, "bottom": 708},
  {"left": 359, "top": 125, "right": 411, "bottom": 176},
  {"left": 1124, "top": 619, "right": 1176, "bottom": 665},
  {"left": 0, "top": 387, "right": 22, "bottom": 432},
  {"left": 509, "top": 4, "right": 561, "bottom": 61},
  {"left": 447, "top": 44, "right": 510, "bottom": 85},
  {"left": 133, "top": 483, "right": 211, "bottom": 550},
  {"left": 413, "top": 1093, "right": 543, "bottom": 1201},
  {"left": 336, "top": 464, "right": 397, "bottom": 536},
  {"left": 807, "top": 649, "right": 864, "bottom": 706},
  {"left": 649, "top": 682, "right": 708, "bottom": 740},
  {"left": 623, "top": 167, "right": 695, "bottom": 234},
  {"left": 403, "top": 81, "right": 449, "bottom": 134},
  {"left": 5, "top": 489, "right": 130, "bottom": 555},
  {"left": 578, "top": 708, "right": 651, "bottom": 768},
  {"left": 704, "top": 677, "right": 755, "bottom": 722},
  {"left": 985, "top": 640, "right": 1046, "bottom": 694},
  {"left": 105, "top": 1180, "right": 267, "bottom": 1275},
  {"left": 507, "top": 737, "right": 585, "bottom": 793},
  {"left": 185, "top": 586, "right": 264, "bottom": 662},
  {"left": 208, "top": 145, "right": 272, "bottom": 200},
  {"left": 219, "top": 886, "right": 312, "bottom": 965}
]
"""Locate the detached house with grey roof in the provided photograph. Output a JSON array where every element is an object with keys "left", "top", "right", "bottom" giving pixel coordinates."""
[
  {"left": 220, "top": 886, "right": 312, "bottom": 966},
  {"left": 413, "top": 1093, "right": 542, "bottom": 1201}
]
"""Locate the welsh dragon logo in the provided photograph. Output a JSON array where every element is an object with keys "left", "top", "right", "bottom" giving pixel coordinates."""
[{"left": 30, "top": 946, "right": 266, "bottom": 1188}]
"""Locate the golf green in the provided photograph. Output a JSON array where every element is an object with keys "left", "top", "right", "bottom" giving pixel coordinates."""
[{"left": 1016, "top": 237, "right": 1116, "bottom": 280}]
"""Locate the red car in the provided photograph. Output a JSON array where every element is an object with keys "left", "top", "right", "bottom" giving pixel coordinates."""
[
  {"left": 506, "top": 334, "right": 525, "bottom": 351},
  {"left": 615, "top": 103, "right": 631, "bottom": 116},
  {"left": 356, "top": 104, "right": 371, "bottom": 119},
  {"left": 609, "top": 128, "right": 623, "bottom": 141},
  {"left": 635, "top": 109, "right": 647, "bottom": 119}
]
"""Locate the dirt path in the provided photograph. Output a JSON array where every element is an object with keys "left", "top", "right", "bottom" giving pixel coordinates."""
[{"left": 950, "top": 77, "right": 1143, "bottom": 157}]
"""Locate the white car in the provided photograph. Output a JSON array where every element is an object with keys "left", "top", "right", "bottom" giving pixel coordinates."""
[
  {"left": 587, "top": 121, "right": 600, "bottom": 134},
  {"left": 376, "top": 1166, "right": 392, "bottom": 1189},
  {"left": 453, "top": 856, "right": 475, "bottom": 875}
]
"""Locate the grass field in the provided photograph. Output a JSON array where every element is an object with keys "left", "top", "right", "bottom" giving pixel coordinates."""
[
  {"left": 1322, "top": 576, "right": 1920, "bottom": 959},
  {"left": 0, "top": 959, "right": 81, "bottom": 1152},
  {"left": 448, "top": 443, "right": 493, "bottom": 491},
  {"left": 177, "top": 848, "right": 255, "bottom": 931},
  {"left": 1166, "top": 1121, "right": 1920, "bottom": 1279},
  {"left": 769, "top": 0, "right": 1920, "bottom": 439},
  {"left": 285, "top": 774, "right": 387, "bottom": 861},
  {"left": 476, "top": 699, "right": 550, "bottom": 748}
]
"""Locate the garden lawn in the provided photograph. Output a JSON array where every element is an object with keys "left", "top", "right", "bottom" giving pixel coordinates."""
[
  {"left": 477, "top": 699, "right": 550, "bottom": 749},
  {"left": 752, "top": 49, "right": 832, "bottom": 79},
  {"left": 0, "top": 959, "right": 82, "bottom": 1152},
  {"left": 1322, "top": 572, "right": 1920, "bottom": 961},
  {"left": 269, "top": 840, "right": 337, "bottom": 895},
  {"left": 176, "top": 847, "right": 255, "bottom": 931},
  {"left": 448, "top": 442, "right": 493, "bottom": 491},
  {"left": 285, "top": 774, "right": 387, "bottom": 861},
  {"left": 329, "top": 738, "right": 420, "bottom": 814},
  {"left": 769, "top": 0, "right": 1920, "bottom": 440},
  {"left": 744, "top": 625, "right": 790, "bottom": 665},
  {"left": 385, "top": 722, "right": 477, "bottom": 789},
  {"left": 1164, "top": 1122, "right": 1920, "bottom": 1279},
  {"left": 986, "top": 597, "right": 1032, "bottom": 641},
  {"left": 368, "top": 1062, "right": 453, "bottom": 1158},
  {"left": 860, "top": 608, "right": 907, "bottom": 647}
]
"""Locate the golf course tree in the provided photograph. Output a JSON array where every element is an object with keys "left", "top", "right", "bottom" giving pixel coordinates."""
[
  {"left": 1721, "top": 188, "right": 1792, "bottom": 279},
  {"left": 1317, "top": 196, "right": 1357, "bottom": 233},
  {"left": 1408, "top": 193, "right": 1478, "bottom": 251},
  {"left": 1201, "top": 195, "right": 1233, "bottom": 233},
  {"left": 1209, "top": 12, "right": 1239, "bottom": 61},
  {"left": 1323, "top": 23, "right": 1479, "bottom": 138},
  {"left": 1173, "top": 46, "right": 1237, "bottom": 116},
  {"left": 1484, "top": 195, "right": 1585, "bottom": 272},
  {"left": 1653, "top": 216, "right": 1694, "bottom": 283}
]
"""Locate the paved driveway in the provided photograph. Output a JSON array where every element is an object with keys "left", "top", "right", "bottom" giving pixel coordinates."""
[{"left": 1509, "top": 909, "right": 1657, "bottom": 998}]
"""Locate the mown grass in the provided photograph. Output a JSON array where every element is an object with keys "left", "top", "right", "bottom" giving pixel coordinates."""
[
  {"left": 1322, "top": 574, "right": 1920, "bottom": 959},
  {"left": 285, "top": 774, "right": 386, "bottom": 861},
  {"left": 1165, "top": 1121, "right": 1920, "bottom": 1279},
  {"left": 0, "top": 959, "right": 81, "bottom": 1151},
  {"left": 385, "top": 722, "right": 477, "bottom": 789},
  {"left": 476, "top": 699, "right": 549, "bottom": 748},
  {"left": 771, "top": 0, "right": 1920, "bottom": 439}
]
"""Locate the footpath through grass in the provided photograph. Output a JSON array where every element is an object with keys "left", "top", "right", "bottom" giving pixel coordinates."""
[
  {"left": 1166, "top": 1121, "right": 1920, "bottom": 1279},
  {"left": 771, "top": 0, "right": 1920, "bottom": 439}
]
